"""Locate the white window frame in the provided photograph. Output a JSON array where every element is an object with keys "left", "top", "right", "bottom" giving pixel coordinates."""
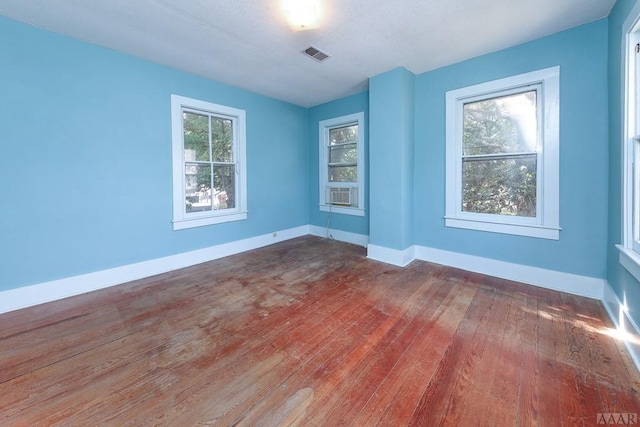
[
  {"left": 444, "top": 67, "right": 560, "bottom": 240},
  {"left": 319, "top": 112, "right": 365, "bottom": 216},
  {"left": 618, "top": 2, "right": 640, "bottom": 282},
  {"left": 171, "top": 94, "right": 247, "bottom": 230}
]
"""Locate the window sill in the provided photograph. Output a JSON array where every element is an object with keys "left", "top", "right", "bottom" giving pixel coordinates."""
[
  {"left": 617, "top": 245, "right": 640, "bottom": 283},
  {"left": 444, "top": 216, "right": 560, "bottom": 240},
  {"left": 319, "top": 204, "right": 365, "bottom": 217},
  {"left": 173, "top": 211, "right": 247, "bottom": 230}
]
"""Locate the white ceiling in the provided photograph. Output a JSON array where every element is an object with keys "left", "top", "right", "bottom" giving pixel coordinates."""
[{"left": 0, "top": 0, "right": 615, "bottom": 107}]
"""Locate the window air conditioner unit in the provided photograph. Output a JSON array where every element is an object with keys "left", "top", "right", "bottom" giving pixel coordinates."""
[{"left": 328, "top": 187, "right": 351, "bottom": 206}]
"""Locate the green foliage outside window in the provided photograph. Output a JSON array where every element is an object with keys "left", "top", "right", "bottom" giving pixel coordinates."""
[
  {"left": 462, "top": 92, "right": 537, "bottom": 217},
  {"left": 329, "top": 125, "right": 358, "bottom": 182},
  {"left": 183, "top": 112, "right": 235, "bottom": 212}
]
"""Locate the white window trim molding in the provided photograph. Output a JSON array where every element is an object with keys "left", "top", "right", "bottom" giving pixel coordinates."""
[
  {"left": 618, "top": 245, "right": 640, "bottom": 283},
  {"left": 619, "top": 2, "right": 640, "bottom": 279},
  {"left": 444, "top": 67, "right": 560, "bottom": 240},
  {"left": 171, "top": 95, "right": 248, "bottom": 230},
  {"left": 318, "top": 112, "right": 365, "bottom": 217}
]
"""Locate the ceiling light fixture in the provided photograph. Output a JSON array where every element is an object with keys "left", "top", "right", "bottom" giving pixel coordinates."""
[{"left": 281, "top": 0, "right": 323, "bottom": 30}]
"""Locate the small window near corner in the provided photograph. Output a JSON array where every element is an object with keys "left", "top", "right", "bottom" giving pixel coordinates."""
[
  {"left": 445, "top": 67, "right": 560, "bottom": 240},
  {"left": 171, "top": 95, "right": 247, "bottom": 230},
  {"left": 319, "top": 112, "right": 365, "bottom": 216}
]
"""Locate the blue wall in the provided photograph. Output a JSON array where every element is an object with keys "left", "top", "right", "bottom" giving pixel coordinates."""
[
  {"left": 607, "top": 0, "right": 640, "bottom": 328},
  {"left": 411, "top": 19, "right": 609, "bottom": 279},
  {"left": 0, "top": 9, "right": 624, "bottom": 304},
  {"left": 0, "top": 16, "right": 309, "bottom": 291},
  {"left": 369, "top": 68, "right": 415, "bottom": 250},
  {"left": 308, "top": 92, "right": 369, "bottom": 236}
]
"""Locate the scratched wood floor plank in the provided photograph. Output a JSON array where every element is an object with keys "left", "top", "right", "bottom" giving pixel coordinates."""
[
  {"left": 402, "top": 284, "right": 505, "bottom": 426},
  {"left": 304, "top": 268, "right": 452, "bottom": 426},
  {"left": 1, "top": 236, "right": 640, "bottom": 426},
  {"left": 515, "top": 293, "right": 541, "bottom": 425},
  {"left": 231, "top": 272, "right": 440, "bottom": 426},
  {"left": 126, "top": 281, "right": 391, "bottom": 425},
  {"left": 485, "top": 287, "right": 526, "bottom": 426},
  {"left": 353, "top": 282, "right": 477, "bottom": 426}
]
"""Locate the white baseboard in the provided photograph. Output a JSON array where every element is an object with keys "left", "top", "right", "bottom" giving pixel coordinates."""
[
  {"left": 363, "top": 243, "right": 605, "bottom": 299},
  {"left": 0, "top": 227, "right": 608, "bottom": 320},
  {"left": 414, "top": 245, "right": 605, "bottom": 300},
  {"left": 0, "top": 225, "right": 310, "bottom": 315},
  {"left": 5, "top": 228, "right": 636, "bottom": 375},
  {"left": 366, "top": 244, "right": 415, "bottom": 267},
  {"left": 309, "top": 225, "right": 369, "bottom": 247},
  {"left": 366, "top": 243, "right": 640, "bottom": 369},
  {"left": 602, "top": 282, "right": 640, "bottom": 373}
]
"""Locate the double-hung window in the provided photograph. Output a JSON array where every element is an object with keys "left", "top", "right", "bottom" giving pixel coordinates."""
[
  {"left": 619, "top": 3, "right": 640, "bottom": 281},
  {"left": 445, "top": 67, "right": 560, "bottom": 239},
  {"left": 319, "top": 112, "right": 365, "bottom": 216},
  {"left": 171, "top": 95, "right": 247, "bottom": 230}
]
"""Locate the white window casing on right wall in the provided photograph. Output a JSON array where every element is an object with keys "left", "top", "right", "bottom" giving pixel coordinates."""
[
  {"left": 444, "top": 66, "right": 560, "bottom": 240},
  {"left": 618, "top": 1, "right": 640, "bottom": 283}
]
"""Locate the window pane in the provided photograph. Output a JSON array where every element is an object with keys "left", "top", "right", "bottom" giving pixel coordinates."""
[
  {"left": 329, "top": 125, "right": 358, "bottom": 145},
  {"left": 213, "top": 164, "right": 236, "bottom": 210},
  {"left": 329, "top": 143, "right": 357, "bottom": 163},
  {"left": 183, "top": 112, "right": 210, "bottom": 161},
  {"left": 185, "top": 163, "right": 212, "bottom": 213},
  {"left": 329, "top": 165, "right": 357, "bottom": 182},
  {"left": 462, "top": 155, "right": 537, "bottom": 217},
  {"left": 463, "top": 90, "right": 537, "bottom": 156},
  {"left": 212, "top": 117, "right": 233, "bottom": 162}
]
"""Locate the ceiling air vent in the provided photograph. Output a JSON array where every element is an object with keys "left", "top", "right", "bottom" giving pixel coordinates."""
[{"left": 302, "top": 46, "right": 330, "bottom": 62}]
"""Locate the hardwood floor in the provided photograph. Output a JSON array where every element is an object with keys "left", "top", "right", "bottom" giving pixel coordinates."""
[{"left": 1, "top": 236, "right": 639, "bottom": 426}]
